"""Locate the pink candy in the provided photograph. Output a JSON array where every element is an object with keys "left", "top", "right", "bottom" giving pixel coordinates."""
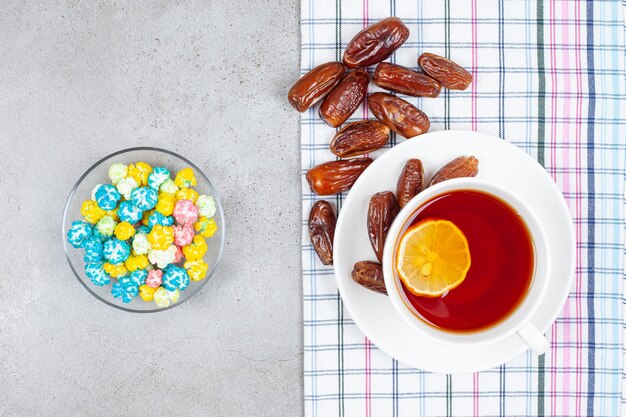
[
  {"left": 174, "top": 224, "right": 195, "bottom": 246},
  {"left": 173, "top": 245, "right": 183, "bottom": 263},
  {"left": 173, "top": 199, "right": 199, "bottom": 225},
  {"left": 146, "top": 269, "right": 163, "bottom": 288}
]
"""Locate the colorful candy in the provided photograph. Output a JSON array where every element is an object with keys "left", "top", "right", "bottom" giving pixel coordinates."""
[
  {"left": 159, "top": 179, "right": 179, "bottom": 195},
  {"left": 95, "top": 184, "right": 122, "bottom": 210},
  {"left": 95, "top": 215, "right": 118, "bottom": 237},
  {"left": 184, "top": 259, "right": 209, "bottom": 281},
  {"left": 139, "top": 284, "right": 156, "bottom": 301},
  {"left": 182, "top": 235, "right": 207, "bottom": 261},
  {"left": 162, "top": 265, "right": 190, "bottom": 291},
  {"left": 108, "top": 163, "right": 128, "bottom": 185},
  {"left": 173, "top": 199, "right": 199, "bottom": 225},
  {"left": 148, "top": 166, "right": 171, "bottom": 190},
  {"left": 132, "top": 233, "right": 151, "bottom": 255},
  {"left": 148, "top": 225, "right": 174, "bottom": 250},
  {"left": 195, "top": 195, "right": 216, "bottom": 218},
  {"left": 175, "top": 188, "right": 199, "bottom": 203},
  {"left": 131, "top": 187, "right": 158, "bottom": 211},
  {"left": 128, "top": 162, "right": 152, "bottom": 186},
  {"left": 114, "top": 221, "right": 136, "bottom": 240},
  {"left": 195, "top": 216, "right": 218, "bottom": 238},
  {"left": 173, "top": 224, "right": 195, "bottom": 246},
  {"left": 148, "top": 212, "right": 174, "bottom": 228},
  {"left": 146, "top": 269, "right": 163, "bottom": 288},
  {"left": 116, "top": 176, "right": 139, "bottom": 200},
  {"left": 103, "top": 238, "right": 131, "bottom": 264},
  {"left": 175, "top": 167, "right": 197, "bottom": 188},
  {"left": 67, "top": 221, "right": 93, "bottom": 248},
  {"left": 83, "top": 237, "right": 104, "bottom": 262},
  {"left": 147, "top": 245, "right": 177, "bottom": 269},
  {"left": 81, "top": 200, "right": 106, "bottom": 224},
  {"left": 117, "top": 201, "right": 143, "bottom": 224},
  {"left": 155, "top": 192, "right": 176, "bottom": 216},
  {"left": 67, "top": 160, "right": 219, "bottom": 308},
  {"left": 85, "top": 262, "right": 111, "bottom": 286}
]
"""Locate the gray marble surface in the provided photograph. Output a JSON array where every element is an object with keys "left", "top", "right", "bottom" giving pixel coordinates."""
[{"left": 0, "top": 1, "right": 302, "bottom": 415}]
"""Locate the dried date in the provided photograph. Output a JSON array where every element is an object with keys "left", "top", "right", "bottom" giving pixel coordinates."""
[
  {"left": 330, "top": 120, "right": 390, "bottom": 158},
  {"left": 351, "top": 261, "right": 387, "bottom": 295},
  {"left": 396, "top": 159, "right": 424, "bottom": 208},
  {"left": 373, "top": 62, "right": 441, "bottom": 98},
  {"left": 367, "top": 92, "right": 430, "bottom": 138},
  {"left": 319, "top": 69, "right": 370, "bottom": 127},
  {"left": 288, "top": 62, "right": 347, "bottom": 112},
  {"left": 429, "top": 156, "right": 479, "bottom": 186},
  {"left": 367, "top": 191, "right": 400, "bottom": 263},
  {"left": 306, "top": 158, "right": 373, "bottom": 195},
  {"left": 418, "top": 53, "right": 472, "bottom": 90},
  {"left": 308, "top": 201, "right": 336, "bottom": 265},
  {"left": 343, "top": 17, "right": 410, "bottom": 68}
]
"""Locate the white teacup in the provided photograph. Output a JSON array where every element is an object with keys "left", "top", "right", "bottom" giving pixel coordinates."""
[{"left": 382, "top": 178, "right": 551, "bottom": 355}]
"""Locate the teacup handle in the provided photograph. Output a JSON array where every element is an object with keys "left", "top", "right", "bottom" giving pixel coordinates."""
[{"left": 516, "top": 323, "right": 549, "bottom": 355}]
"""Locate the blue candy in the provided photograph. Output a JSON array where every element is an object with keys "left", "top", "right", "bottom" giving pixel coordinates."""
[
  {"left": 103, "top": 238, "right": 130, "bottom": 264},
  {"left": 91, "top": 228, "right": 108, "bottom": 242},
  {"left": 136, "top": 225, "right": 151, "bottom": 234},
  {"left": 131, "top": 187, "right": 158, "bottom": 211},
  {"left": 162, "top": 265, "right": 190, "bottom": 291},
  {"left": 83, "top": 237, "right": 104, "bottom": 262},
  {"left": 95, "top": 184, "right": 121, "bottom": 211},
  {"left": 67, "top": 220, "right": 93, "bottom": 248},
  {"left": 84, "top": 262, "right": 111, "bottom": 286},
  {"left": 148, "top": 167, "right": 171, "bottom": 190},
  {"left": 148, "top": 212, "right": 174, "bottom": 228},
  {"left": 128, "top": 269, "right": 148, "bottom": 287},
  {"left": 118, "top": 201, "right": 143, "bottom": 224},
  {"left": 111, "top": 282, "right": 139, "bottom": 303}
]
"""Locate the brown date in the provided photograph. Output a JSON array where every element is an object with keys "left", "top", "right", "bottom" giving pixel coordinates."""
[
  {"left": 308, "top": 201, "right": 336, "bottom": 265},
  {"left": 367, "top": 92, "right": 430, "bottom": 138},
  {"left": 288, "top": 62, "right": 346, "bottom": 112},
  {"left": 373, "top": 62, "right": 441, "bottom": 98},
  {"left": 367, "top": 191, "right": 400, "bottom": 263},
  {"left": 306, "top": 158, "right": 373, "bottom": 195},
  {"left": 351, "top": 261, "right": 387, "bottom": 295},
  {"left": 330, "top": 120, "right": 390, "bottom": 158},
  {"left": 396, "top": 159, "right": 424, "bottom": 208},
  {"left": 343, "top": 17, "right": 410, "bottom": 68},
  {"left": 319, "top": 69, "right": 370, "bottom": 127},
  {"left": 418, "top": 53, "right": 472, "bottom": 90},
  {"left": 429, "top": 156, "right": 479, "bottom": 186}
]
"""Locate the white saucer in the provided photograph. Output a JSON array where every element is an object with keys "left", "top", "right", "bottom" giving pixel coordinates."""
[{"left": 333, "top": 130, "right": 576, "bottom": 374}]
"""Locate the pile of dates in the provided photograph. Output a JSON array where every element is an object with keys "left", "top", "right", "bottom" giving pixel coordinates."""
[{"left": 292, "top": 17, "right": 474, "bottom": 292}]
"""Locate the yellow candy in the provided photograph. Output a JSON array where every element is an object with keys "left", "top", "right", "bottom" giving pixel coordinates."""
[
  {"left": 184, "top": 259, "right": 209, "bottom": 281},
  {"left": 175, "top": 188, "right": 199, "bottom": 203},
  {"left": 103, "top": 262, "right": 128, "bottom": 278},
  {"left": 148, "top": 225, "right": 174, "bottom": 250},
  {"left": 125, "top": 254, "right": 149, "bottom": 272},
  {"left": 107, "top": 208, "right": 120, "bottom": 221},
  {"left": 139, "top": 284, "right": 156, "bottom": 302},
  {"left": 194, "top": 217, "right": 218, "bottom": 238},
  {"left": 142, "top": 209, "right": 155, "bottom": 226},
  {"left": 81, "top": 200, "right": 107, "bottom": 224},
  {"left": 114, "top": 221, "right": 136, "bottom": 240},
  {"left": 175, "top": 167, "right": 197, "bottom": 188},
  {"left": 182, "top": 235, "right": 207, "bottom": 261},
  {"left": 128, "top": 161, "right": 153, "bottom": 186},
  {"left": 155, "top": 192, "right": 176, "bottom": 216}
]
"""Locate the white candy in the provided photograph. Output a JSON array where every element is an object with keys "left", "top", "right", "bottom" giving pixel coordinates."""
[
  {"left": 108, "top": 163, "right": 128, "bottom": 185},
  {"left": 116, "top": 177, "right": 139, "bottom": 200},
  {"left": 132, "top": 233, "right": 151, "bottom": 255},
  {"left": 195, "top": 195, "right": 216, "bottom": 218},
  {"left": 147, "top": 245, "right": 177, "bottom": 269}
]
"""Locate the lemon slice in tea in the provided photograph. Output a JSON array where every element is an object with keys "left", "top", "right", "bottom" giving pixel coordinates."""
[{"left": 395, "top": 219, "right": 471, "bottom": 297}]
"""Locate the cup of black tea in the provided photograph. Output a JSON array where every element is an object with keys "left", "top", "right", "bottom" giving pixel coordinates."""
[{"left": 383, "top": 178, "right": 551, "bottom": 354}]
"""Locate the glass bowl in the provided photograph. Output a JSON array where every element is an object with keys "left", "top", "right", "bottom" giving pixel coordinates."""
[{"left": 62, "top": 147, "right": 225, "bottom": 312}]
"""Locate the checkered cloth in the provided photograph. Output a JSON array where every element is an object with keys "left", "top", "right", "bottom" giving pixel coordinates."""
[{"left": 300, "top": 0, "right": 626, "bottom": 416}]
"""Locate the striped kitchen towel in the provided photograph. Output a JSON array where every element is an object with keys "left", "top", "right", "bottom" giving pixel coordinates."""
[{"left": 300, "top": 0, "right": 626, "bottom": 416}]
